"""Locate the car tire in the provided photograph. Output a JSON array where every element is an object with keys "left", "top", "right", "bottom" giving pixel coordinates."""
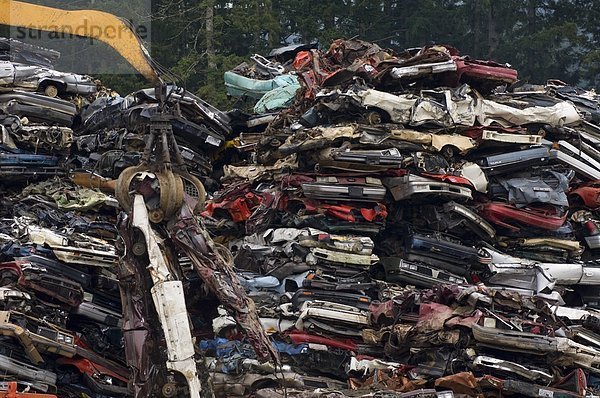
[
  {"left": 44, "top": 84, "right": 59, "bottom": 98},
  {"left": 364, "top": 110, "right": 382, "bottom": 124}
]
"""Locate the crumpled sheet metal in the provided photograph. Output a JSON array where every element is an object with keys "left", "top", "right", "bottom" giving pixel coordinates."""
[
  {"left": 384, "top": 129, "right": 475, "bottom": 153},
  {"left": 358, "top": 89, "right": 415, "bottom": 124},
  {"left": 478, "top": 98, "right": 582, "bottom": 127},
  {"left": 498, "top": 170, "right": 570, "bottom": 207},
  {"left": 412, "top": 91, "right": 477, "bottom": 127},
  {"left": 350, "top": 86, "right": 581, "bottom": 129},
  {"left": 254, "top": 81, "right": 301, "bottom": 114},
  {"left": 223, "top": 155, "right": 298, "bottom": 181},
  {"left": 434, "top": 372, "right": 479, "bottom": 396},
  {"left": 20, "top": 177, "right": 111, "bottom": 210},
  {"left": 3, "top": 123, "right": 74, "bottom": 152},
  {"left": 169, "top": 198, "right": 278, "bottom": 363}
]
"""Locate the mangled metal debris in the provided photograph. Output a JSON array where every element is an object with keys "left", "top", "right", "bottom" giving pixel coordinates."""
[{"left": 3, "top": 32, "right": 600, "bottom": 398}]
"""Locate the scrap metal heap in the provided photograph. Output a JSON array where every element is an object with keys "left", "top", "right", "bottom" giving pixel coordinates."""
[{"left": 3, "top": 37, "right": 600, "bottom": 398}]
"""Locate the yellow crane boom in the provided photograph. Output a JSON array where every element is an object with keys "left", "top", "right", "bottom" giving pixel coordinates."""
[{"left": 0, "top": 0, "right": 160, "bottom": 82}]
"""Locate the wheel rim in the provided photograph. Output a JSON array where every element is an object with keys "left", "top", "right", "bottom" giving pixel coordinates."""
[{"left": 44, "top": 85, "right": 58, "bottom": 97}]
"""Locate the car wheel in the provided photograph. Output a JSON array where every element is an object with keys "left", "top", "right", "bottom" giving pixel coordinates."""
[
  {"left": 161, "top": 383, "right": 177, "bottom": 397},
  {"left": 364, "top": 110, "right": 382, "bottom": 124},
  {"left": 44, "top": 84, "right": 59, "bottom": 98},
  {"left": 132, "top": 229, "right": 147, "bottom": 257},
  {"left": 363, "top": 108, "right": 390, "bottom": 124}
]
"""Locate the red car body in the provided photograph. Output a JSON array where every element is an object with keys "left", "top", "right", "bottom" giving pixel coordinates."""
[
  {"left": 480, "top": 202, "right": 567, "bottom": 232},
  {"left": 420, "top": 172, "right": 474, "bottom": 188},
  {"left": 299, "top": 200, "right": 388, "bottom": 223},
  {"left": 56, "top": 357, "right": 129, "bottom": 396},
  {"left": 286, "top": 330, "right": 357, "bottom": 351},
  {"left": 570, "top": 182, "right": 600, "bottom": 208},
  {"left": 453, "top": 57, "right": 518, "bottom": 85}
]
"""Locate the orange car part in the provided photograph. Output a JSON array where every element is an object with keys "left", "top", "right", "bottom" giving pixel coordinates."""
[{"left": 0, "top": 382, "right": 56, "bottom": 398}]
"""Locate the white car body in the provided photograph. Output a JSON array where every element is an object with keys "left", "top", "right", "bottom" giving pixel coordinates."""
[{"left": 0, "top": 61, "right": 96, "bottom": 96}]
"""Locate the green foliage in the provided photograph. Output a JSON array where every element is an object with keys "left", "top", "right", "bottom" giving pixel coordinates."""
[
  {"left": 170, "top": 51, "right": 204, "bottom": 89},
  {"left": 196, "top": 53, "right": 247, "bottom": 108},
  {"left": 95, "top": 74, "right": 146, "bottom": 95}
]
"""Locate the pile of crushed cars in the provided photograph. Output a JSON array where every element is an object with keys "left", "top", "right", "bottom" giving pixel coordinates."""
[{"left": 3, "top": 35, "right": 600, "bottom": 398}]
